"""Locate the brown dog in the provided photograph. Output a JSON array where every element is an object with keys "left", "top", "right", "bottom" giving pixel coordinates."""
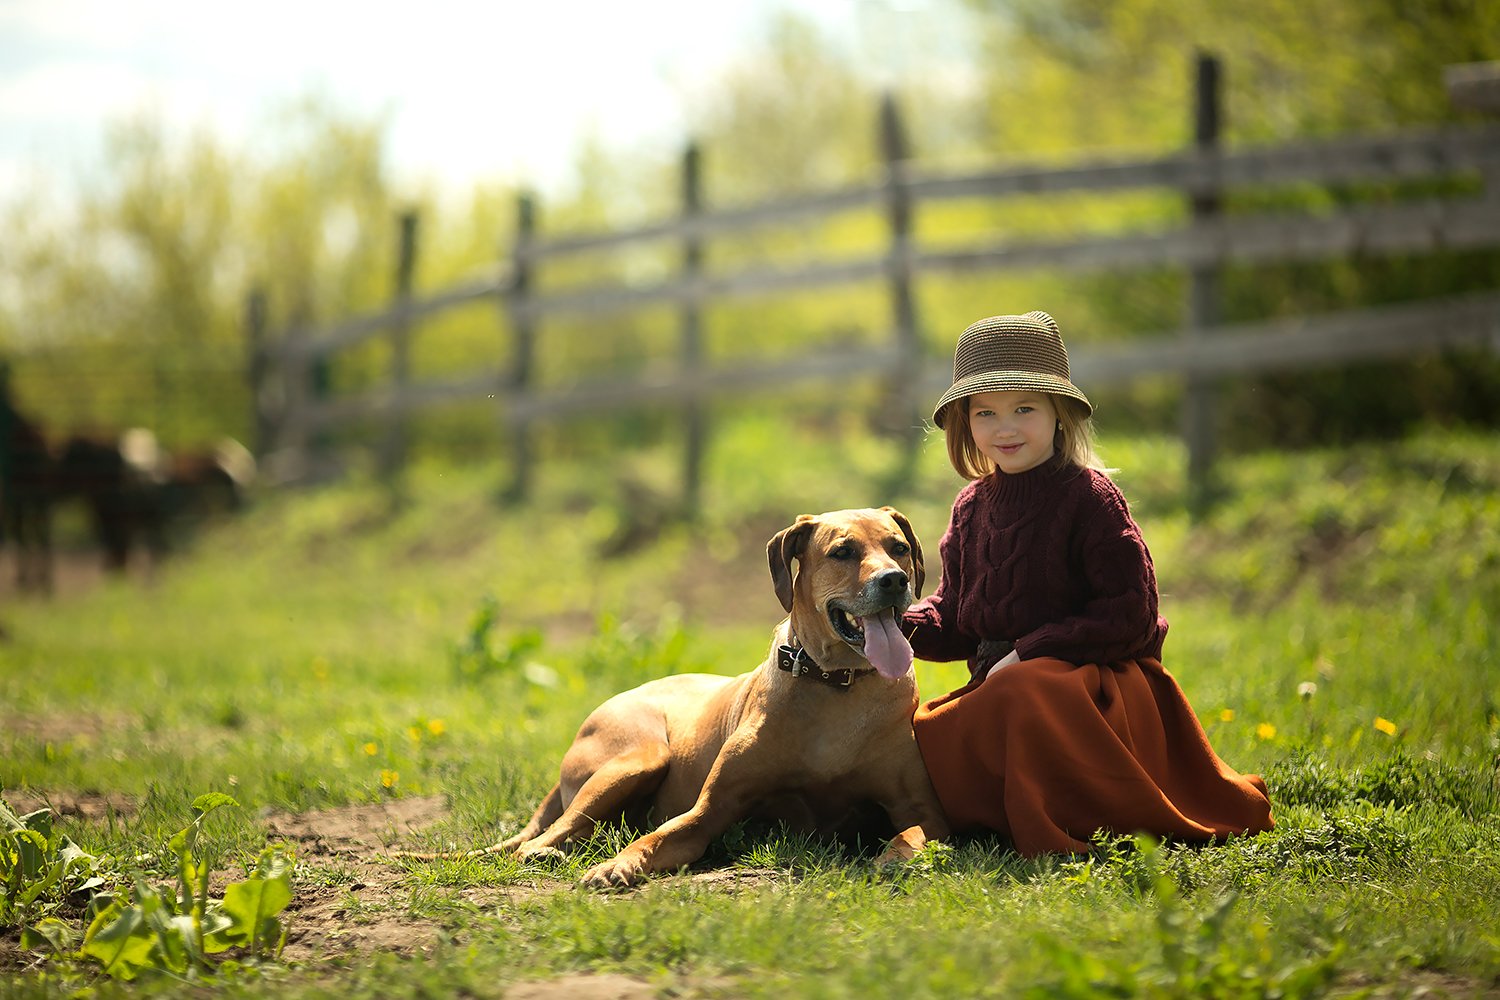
[{"left": 492, "top": 507, "right": 949, "bottom": 888}]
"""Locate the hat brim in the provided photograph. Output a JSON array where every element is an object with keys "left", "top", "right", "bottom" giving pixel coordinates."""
[{"left": 932, "top": 370, "right": 1092, "bottom": 428}]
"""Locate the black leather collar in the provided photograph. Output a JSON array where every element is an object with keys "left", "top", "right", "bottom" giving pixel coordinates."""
[{"left": 776, "top": 643, "right": 875, "bottom": 689}]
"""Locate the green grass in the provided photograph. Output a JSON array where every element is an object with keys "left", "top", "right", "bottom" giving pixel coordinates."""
[{"left": 2, "top": 420, "right": 1498, "bottom": 997}]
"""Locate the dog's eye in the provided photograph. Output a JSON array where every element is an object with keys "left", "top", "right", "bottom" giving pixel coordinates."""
[
  {"left": 829, "top": 543, "right": 854, "bottom": 560},
  {"left": 891, "top": 541, "right": 910, "bottom": 556}
]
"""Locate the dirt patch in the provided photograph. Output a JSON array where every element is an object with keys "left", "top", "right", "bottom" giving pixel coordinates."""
[
  {"left": 2, "top": 787, "right": 136, "bottom": 822},
  {"left": 263, "top": 794, "right": 453, "bottom": 855},
  {"left": 259, "top": 795, "right": 598, "bottom": 967},
  {"left": 278, "top": 872, "right": 442, "bottom": 963},
  {"left": 1, "top": 790, "right": 775, "bottom": 982},
  {"left": 262, "top": 795, "right": 459, "bottom": 962},
  {"left": 505, "top": 974, "right": 660, "bottom": 1000},
  {"left": 0, "top": 711, "right": 121, "bottom": 750}
]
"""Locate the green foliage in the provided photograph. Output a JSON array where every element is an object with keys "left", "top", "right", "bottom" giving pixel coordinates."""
[
  {"left": 1033, "top": 837, "right": 1343, "bottom": 999},
  {"left": 1270, "top": 748, "right": 1500, "bottom": 819},
  {"left": 7, "top": 0, "right": 1496, "bottom": 460},
  {"left": 0, "top": 782, "right": 105, "bottom": 940},
  {"left": 971, "top": 0, "right": 1500, "bottom": 445},
  {"left": 449, "top": 592, "right": 545, "bottom": 683},
  {"left": 3, "top": 430, "right": 1499, "bottom": 996},
  {"left": 79, "top": 793, "right": 293, "bottom": 981}
]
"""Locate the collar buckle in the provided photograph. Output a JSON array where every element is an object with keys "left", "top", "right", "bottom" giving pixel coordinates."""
[{"left": 777, "top": 644, "right": 857, "bottom": 688}]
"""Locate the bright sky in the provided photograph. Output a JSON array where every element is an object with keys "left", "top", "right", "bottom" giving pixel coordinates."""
[{"left": 0, "top": 0, "right": 972, "bottom": 209}]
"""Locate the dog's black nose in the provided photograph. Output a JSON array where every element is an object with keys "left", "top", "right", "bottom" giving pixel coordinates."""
[{"left": 874, "top": 568, "right": 908, "bottom": 592}]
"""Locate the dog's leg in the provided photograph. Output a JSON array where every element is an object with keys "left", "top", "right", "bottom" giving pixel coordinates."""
[
  {"left": 581, "top": 732, "right": 773, "bottom": 889},
  {"left": 871, "top": 759, "right": 951, "bottom": 867},
  {"left": 513, "top": 742, "right": 671, "bottom": 858},
  {"left": 486, "top": 781, "right": 566, "bottom": 855}
]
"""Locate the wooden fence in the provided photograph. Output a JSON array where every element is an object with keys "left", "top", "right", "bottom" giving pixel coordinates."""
[{"left": 246, "top": 55, "right": 1500, "bottom": 509}]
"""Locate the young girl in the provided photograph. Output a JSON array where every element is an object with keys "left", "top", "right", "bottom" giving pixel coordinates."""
[{"left": 903, "top": 311, "right": 1273, "bottom": 855}]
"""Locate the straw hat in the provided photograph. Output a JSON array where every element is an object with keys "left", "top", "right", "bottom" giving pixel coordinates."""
[{"left": 932, "top": 311, "right": 1092, "bottom": 428}]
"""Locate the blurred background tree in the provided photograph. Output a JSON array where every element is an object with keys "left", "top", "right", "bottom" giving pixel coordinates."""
[
  {"left": 969, "top": 0, "right": 1500, "bottom": 444},
  {"left": 0, "top": 0, "right": 1495, "bottom": 457}
]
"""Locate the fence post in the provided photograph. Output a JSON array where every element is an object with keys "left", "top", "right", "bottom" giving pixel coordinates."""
[
  {"left": 1183, "top": 51, "right": 1223, "bottom": 515},
  {"left": 680, "top": 142, "right": 706, "bottom": 517},
  {"left": 274, "top": 304, "right": 315, "bottom": 479},
  {"left": 380, "top": 210, "right": 418, "bottom": 489},
  {"left": 879, "top": 92, "right": 924, "bottom": 482},
  {"left": 244, "top": 287, "right": 272, "bottom": 458},
  {"left": 503, "top": 192, "right": 538, "bottom": 502}
]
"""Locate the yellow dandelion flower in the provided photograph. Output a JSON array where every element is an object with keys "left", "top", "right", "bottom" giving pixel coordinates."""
[
  {"left": 380, "top": 769, "right": 400, "bottom": 788},
  {"left": 1374, "top": 717, "right": 1398, "bottom": 736},
  {"left": 1256, "top": 722, "right": 1277, "bottom": 741},
  {"left": 363, "top": 742, "right": 378, "bottom": 756},
  {"left": 407, "top": 726, "right": 422, "bottom": 743},
  {"left": 427, "top": 718, "right": 446, "bottom": 737},
  {"left": 1219, "top": 709, "right": 1236, "bottom": 723}
]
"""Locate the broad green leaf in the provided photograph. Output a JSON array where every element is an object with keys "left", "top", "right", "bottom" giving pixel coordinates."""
[
  {"left": 162, "top": 912, "right": 201, "bottom": 969},
  {"left": 191, "top": 792, "right": 239, "bottom": 816},
  {"left": 18, "top": 855, "right": 65, "bottom": 906},
  {"left": 198, "top": 908, "right": 239, "bottom": 955},
  {"left": 70, "top": 875, "right": 107, "bottom": 899},
  {"left": 168, "top": 827, "right": 190, "bottom": 860},
  {"left": 56, "top": 837, "right": 95, "bottom": 869},
  {"left": 20, "top": 809, "right": 54, "bottom": 840},
  {"left": 82, "top": 901, "right": 156, "bottom": 981},
  {"left": 22, "top": 916, "right": 79, "bottom": 953},
  {"left": 218, "top": 870, "right": 293, "bottom": 954},
  {"left": 12, "top": 828, "right": 47, "bottom": 880}
]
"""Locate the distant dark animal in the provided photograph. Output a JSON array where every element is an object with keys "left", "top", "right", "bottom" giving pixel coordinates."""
[
  {"left": 0, "top": 393, "right": 54, "bottom": 592},
  {"left": 161, "top": 436, "right": 256, "bottom": 520},
  {"left": 54, "top": 428, "right": 255, "bottom": 573},
  {"left": 54, "top": 432, "right": 163, "bottom": 572}
]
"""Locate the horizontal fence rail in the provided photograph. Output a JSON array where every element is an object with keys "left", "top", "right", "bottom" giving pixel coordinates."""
[{"left": 247, "top": 61, "right": 1500, "bottom": 507}]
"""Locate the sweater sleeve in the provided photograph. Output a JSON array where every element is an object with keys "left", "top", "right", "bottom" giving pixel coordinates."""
[
  {"left": 902, "top": 486, "right": 981, "bottom": 664},
  {"left": 1013, "top": 478, "right": 1165, "bottom": 665}
]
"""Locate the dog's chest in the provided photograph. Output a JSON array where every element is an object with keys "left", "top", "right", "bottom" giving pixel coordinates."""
[{"left": 761, "top": 700, "right": 905, "bottom": 779}]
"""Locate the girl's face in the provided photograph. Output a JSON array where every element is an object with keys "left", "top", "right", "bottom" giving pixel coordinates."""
[{"left": 967, "top": 390, "right": 1058, "bottom": 475}]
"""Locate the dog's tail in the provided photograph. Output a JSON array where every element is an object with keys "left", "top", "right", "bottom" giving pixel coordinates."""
[{"left": 385, "top": 844, "right": 510, "bottom": 863}]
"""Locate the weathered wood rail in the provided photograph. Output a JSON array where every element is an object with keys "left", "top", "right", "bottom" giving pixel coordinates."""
[{"left": 247, "top": 55, "right": 1500, "bottom": 507}]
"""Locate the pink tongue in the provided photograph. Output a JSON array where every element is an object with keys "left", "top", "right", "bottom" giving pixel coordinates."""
[{"left": 861, "top": 609, "right": 913, "bottom": 678}]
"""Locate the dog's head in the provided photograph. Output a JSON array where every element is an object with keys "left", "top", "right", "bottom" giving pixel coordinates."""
[{"left": 766, "top": 507, "right": 924, "bottom": 678}]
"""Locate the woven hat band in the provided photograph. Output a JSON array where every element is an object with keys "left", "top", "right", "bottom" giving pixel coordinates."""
[{"left": 932, "top": 311, "right": 1092, "bottom": 427}]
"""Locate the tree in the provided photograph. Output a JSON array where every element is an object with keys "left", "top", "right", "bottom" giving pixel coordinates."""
[{"left": 964, "top": 0, "right": 1500, "bottom": 442}]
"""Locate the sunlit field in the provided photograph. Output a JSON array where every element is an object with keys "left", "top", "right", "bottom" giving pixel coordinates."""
[{"left": 3, "top": 420, "right": 1498, "bottom": 998}]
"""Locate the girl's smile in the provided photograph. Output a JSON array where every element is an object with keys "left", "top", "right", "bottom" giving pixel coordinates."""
[{"left": 967, "top": 389, "right": 1058, "bottom": 474}]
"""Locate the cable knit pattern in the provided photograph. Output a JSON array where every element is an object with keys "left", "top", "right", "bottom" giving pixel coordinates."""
[{"left": 904, "top": 459, "right": 1166, "bottom": 678}]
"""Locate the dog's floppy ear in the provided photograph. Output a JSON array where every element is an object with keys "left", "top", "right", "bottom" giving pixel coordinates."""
[
  {"left": 767, "top": 515, "right": 818, "bottom": 613},
  {"left": 881, "top": 506, "right": 925, "bottom": 598}
]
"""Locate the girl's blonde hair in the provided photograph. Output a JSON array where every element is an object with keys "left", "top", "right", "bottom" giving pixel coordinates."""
[{"left": 939, "top": 393, "right": 1103, "bottom": 481}]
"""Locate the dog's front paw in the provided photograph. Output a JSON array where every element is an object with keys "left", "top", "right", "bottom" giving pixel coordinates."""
[
  {"left": 581, "top": 854, "right": 647, "bottom": 890},
  {"left": 515, "top": 842, "right": 567, "bottom": 863}
]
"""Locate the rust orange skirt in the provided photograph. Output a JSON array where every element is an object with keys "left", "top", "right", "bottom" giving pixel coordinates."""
[{"left": 913, "top": 657, "right": 1273, "bottom": 855}]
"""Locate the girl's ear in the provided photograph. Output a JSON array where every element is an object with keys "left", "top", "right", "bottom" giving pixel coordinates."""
[{"left": 767, "top": 515, "right": 818, "bottom": 612}]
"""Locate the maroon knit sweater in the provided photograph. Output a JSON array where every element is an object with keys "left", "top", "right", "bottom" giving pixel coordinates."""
[{"left": 903, "top": 458, "right": 1167, "bottom": 679}]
